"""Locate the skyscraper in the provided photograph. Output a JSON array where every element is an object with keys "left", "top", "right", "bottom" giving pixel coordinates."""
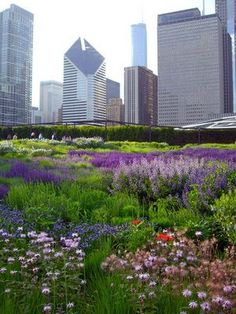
[
  {"left": 40, "top": 81, "right": 63, "bottom": 123},
  {"left": 215, "top": 0, "right": 236, "bottom": 112},
  {"left": 158, "top": 8, "right": 226, "bottom": 126},
  {"left": 131, "top": 23, "right": 147, "bottom": 67},
  {"left": 124, "top": 66, "right": 157, "bottom": 125},
  {"left": 106, "top": 78, "right": 120, "bottom": 102},
  {"left": 62, "top": 38, "right": 106, "bottom": 123},
  {"left": 0, "top": 4, "right": 33, "bottom": 125}
]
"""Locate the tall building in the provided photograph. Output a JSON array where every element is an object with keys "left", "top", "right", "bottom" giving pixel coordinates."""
[
  {"left": 62, "top": 38, "right": 106, "bottom": 123},
  {"left": 106, "top": 98, "right": 124, "bottom": 124},
  {"left": 0, "top": 4, "right": 33, "bottom": 125},
  {"left": 131, "top": 23, "right": 147, "bottom": 67},
  {"left": 215, "top": 0, "right": 236, "bottom": 112},
  {"left": 158, "top": 8, "right": 226, "bottom": 126},
  {"left": 40, "top": 81, "right": 63, "bottom": 123},
  {"left": 124, "top": 66, "right": 157, "bottom": 125},
  {"left": 106, "top": 78, "right": 120, "bottom": 102}
]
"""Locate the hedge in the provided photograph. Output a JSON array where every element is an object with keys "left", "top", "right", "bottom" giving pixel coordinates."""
[{"left": 0, "top": 125, "right": 235, "bottom": 146}]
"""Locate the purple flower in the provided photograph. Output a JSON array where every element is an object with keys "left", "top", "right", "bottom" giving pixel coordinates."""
[
  {"left": 200, "top": 302, "right": 211, "bottom": 312},
  {"left": 189, "top": 301, "right": 198, "bottom": 309},
  {"left": 182, "top": 289, "right": 192, "bottom": 297}
]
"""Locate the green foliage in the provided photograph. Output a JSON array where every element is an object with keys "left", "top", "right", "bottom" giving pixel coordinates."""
[
  {"left": 149, "top": 198, "right": 200, "bottom": 229},
  {"left": 114, "top": 222, "right": 155, "bottom": 252},
  {"left": 213, "top": 189, "right": 236, "bottom": 244},
  {"left": 186, "top": 217, "right": 230, "bottom": 250}
]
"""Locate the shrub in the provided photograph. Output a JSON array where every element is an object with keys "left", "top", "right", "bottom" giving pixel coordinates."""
[{"left": 213, "top": 189, "right": 236, "bottom": 244}]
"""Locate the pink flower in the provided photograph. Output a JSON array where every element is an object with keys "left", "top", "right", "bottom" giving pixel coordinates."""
[{"left": 197, "top": 291, "right": 207, "bottom": 299}]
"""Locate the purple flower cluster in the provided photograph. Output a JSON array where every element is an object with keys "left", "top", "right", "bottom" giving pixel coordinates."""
[
  {"left": 0, "top": 184, "right": 9, "bottom": 199},
  {"left": 4, "top": 161, "right": 62, "bottom": 185},
  {"left": 68, "top": 150, "right": 159, "bottom": 169}
]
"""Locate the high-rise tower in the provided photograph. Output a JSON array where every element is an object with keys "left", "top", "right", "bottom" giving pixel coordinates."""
[
  {"left": 124, "top": 66, "right": 157, "bottom": 125},
  {"left": 0, "top": 4, "right": 33, "bottom": 125},
  {"left": 131, "top": 23, "right": 147, "bottom": 67},
  {"left": 216, "top": 0, "right": 236, "bottom": 112},
  {"left": 157, "top": 8, "right": 226, "bottom": 126},
  {"left": 62, "top": 38, "right": 106, "bottom": 123},
  {"left": 40, "top": 81, "right": 63, "bottom": 123}
]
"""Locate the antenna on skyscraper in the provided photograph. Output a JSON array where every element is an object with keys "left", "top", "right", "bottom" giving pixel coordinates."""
[{"left": 202, "top": 0, "right": 206, "bottom": 16}]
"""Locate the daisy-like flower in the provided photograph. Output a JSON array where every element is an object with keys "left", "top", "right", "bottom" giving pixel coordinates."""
[
  {"left": 195, "top": 231, "right": 202, "bottom": 237},
  {"left": 200, "top": 302, "right": 210, "bottom": 312},
  {"left": 189, "top": 301, "right": 198, "bottom": 309},
  {"left": 66, "top": 302, "right": 74, "bottom": 309},
  {"left": 212, "top": 296, "right": 223, "bottom": 305},
  {"left": 42, "top": 287, "right": 50, "bottom": 295},
  {"left": 197, "top": 291, "right": 207, "bottom": 299},
  {"left": 43, "top": 304, "right": 52, "bottom": 313},
  {"left": 222, "top": 300, "right": 232, "bottom": 309},
  {"left": 223, "top": 285, "right": 233, "bottom": 293},
  {"left": 182, "top": 289, "right": 192, "bottom": 297}
]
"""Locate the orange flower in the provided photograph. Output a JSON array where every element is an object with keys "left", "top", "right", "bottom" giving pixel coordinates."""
[
  {"left": 156, "top": 233, "right": 173, "bottom": 241},
  {"left": 131, "top": 219, "right": 142, "bottom": 225}
]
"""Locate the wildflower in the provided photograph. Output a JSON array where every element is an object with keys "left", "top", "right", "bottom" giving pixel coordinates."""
[
  {"left": 43, "top": 304, "right": 52, "bottom": 313},
  {"left": 66, "top": 302, "right": 74, "bottom": 309},
  {"left": 148, "top": 291, "right": 156, "bottom": 298},
  {"left": 149, "top": 281, "right": 157, "bottom": 287},
  {"left": 7, "top": 257, "right": 15, "bottom": 263},
  {"left": 222, "top": 300, "right": 232, "bottom": 309},
  {"left": 4, "top": 288, "right": 11, "bottom": 293},
  {"left": 0, "top": 267, "right": 7, "bottom": 273},
  {"left": 156, "top": 233, "right": 173, "bottom": 241},
  {"left": 126, "top": 275, "right": 133, "bottom": 281},
  {"left": 42, "top": 287, "right": 50, "bottom": 295},
  {"left": 131, "top": 219, "right": 141, "bottom": 225},
  {"left": 195, "top": 231, "right": 202, "bottom": 237},
  {"left": 182, "top": 289, "right": 192, "bottom": 297},
  {"left": 197, "top": 291, "right": 207, "bottom": 299},
  {"left": 81, "top": 279, "right": 86, "bottom": 285},
  {"left": 223, "top": 285, "right": 233, "bottom": 293},
  {"left": 212, "top": 296, "right": 223, "bottom": 305},
  {"left": 200, "top": 302, "right": 210, "bottom": 312},
  {"left": 138, "top": 273, "right": 150, "bottom": 282},
  {"left": 189, "top": 301, "right": 198, "bottom": 309}
]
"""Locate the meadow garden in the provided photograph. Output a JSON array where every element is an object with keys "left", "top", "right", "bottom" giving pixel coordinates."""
[{"left": 0, "top": 136, "right": 235, "bottom": 313}]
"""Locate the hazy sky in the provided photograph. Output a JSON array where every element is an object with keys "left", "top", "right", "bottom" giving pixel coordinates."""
[{"left": 0, "top": 0, "right": 215, "bottom": 105}]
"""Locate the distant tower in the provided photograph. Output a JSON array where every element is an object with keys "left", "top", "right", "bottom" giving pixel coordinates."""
[
  {"left": 40, "top": 81, "right": 63, "bottom": 123},
  {"left": 124, "top": 66, "right": 157, "bottom": 125},
  {"left": 131, "top": 23, "right": 147, "bottom": 67},
  {"left": 216, "top": 0, "right": 236, "bottom": 112},
  {"left": 0, "top": 4, "right": 33, "bottom": 125},
  {"left": 158, "top": 8, "right": 227, "bottom": 126},
  {"left": 62, "top": 38, "right": 106, "bottom": 123}
]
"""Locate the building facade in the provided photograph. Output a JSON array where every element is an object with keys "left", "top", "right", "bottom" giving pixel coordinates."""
[
  {"left": 216, "top": 0, "right": 236, "bottom": 112},
  {"left": 106, "top": 98, "right": 124, "bottom": 124},
  {"left": 0, "top": 4, "right": 33, "bottom": 125},
  {"left": 158, "top": 9, "right": 225, "bottom": 126},
  {"left": 124, "top": 66, "right": 157, "bottom": 125},
  {"left": 40, "top": 81, "right": 63, "bottom": 123},
  {"left": 106, "top": 78, "right": 120, "bottom": 102},
  {"left": 131, "top": 23, "right": 147, "bottom": 67},
  {"left": 62, "top": 38, "right": 106, "bottom": 123}
]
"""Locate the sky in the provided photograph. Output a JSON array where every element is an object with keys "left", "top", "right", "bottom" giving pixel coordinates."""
[{"left": 0, "top": 0, "right": 215, "bottom": 106}]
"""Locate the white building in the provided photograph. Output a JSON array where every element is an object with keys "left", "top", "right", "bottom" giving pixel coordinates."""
[
  {"left": 158, "top": 8, "right": 225, "bottom": 126},
  {"left": 40, "top": 81, "right": 63, "bottom": 123},
  {"left": 62, "top": 38, "right": 106, "bottom": 123}
]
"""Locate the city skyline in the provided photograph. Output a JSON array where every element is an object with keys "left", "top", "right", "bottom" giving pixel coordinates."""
[{"left": 0, "top": 0, "right": 215, "bottom": 106}]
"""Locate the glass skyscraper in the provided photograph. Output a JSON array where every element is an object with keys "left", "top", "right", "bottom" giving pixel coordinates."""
[
  {"left": 0, "top": 4, "right": 33, "bottom": 125},
  {"left": 216, "top": 0, "right": 236, "bottom": 112},
  {"left": 131, "top": 23, "right": 147, "bottom": 67},
  {"left": 62, "top": 38, "right": 106, "bottom": 123}
]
